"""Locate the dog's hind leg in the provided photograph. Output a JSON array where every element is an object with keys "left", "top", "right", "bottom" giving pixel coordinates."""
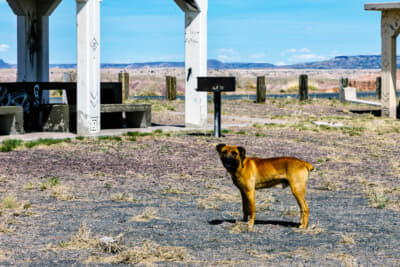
[{"left": 289, "top": 173, "right": 309, "bottom": 228}]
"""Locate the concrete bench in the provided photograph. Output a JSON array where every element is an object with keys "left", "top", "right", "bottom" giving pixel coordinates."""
[
  {"left": 101, "top": 104, "right": 151, "bottom": 128},
  {"left": 344, "top": 87, "right": 382, "bottom": 107},
  {"left": 0, "top": 106, "right": 24, "bottom": 135}
]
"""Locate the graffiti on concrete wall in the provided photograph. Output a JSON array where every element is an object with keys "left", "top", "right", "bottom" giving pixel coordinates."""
[
  {"left": 0, "top": 84, "right": 40, "bottom": 114},
  {"left": 0, "top": 83, "right": 42, "bottom": 131}
]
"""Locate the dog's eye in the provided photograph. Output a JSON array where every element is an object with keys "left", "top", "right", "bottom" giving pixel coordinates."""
[
  {"left": 222, "top": 151, "right": 227, "bottom": 155},
  {"left": 232, "top": 152, "right": 237, "bottom": 157}
]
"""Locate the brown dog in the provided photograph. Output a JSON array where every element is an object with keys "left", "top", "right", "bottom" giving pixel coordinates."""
[{"left": 216, "top": 144, "right": 313, "bottom": 228}]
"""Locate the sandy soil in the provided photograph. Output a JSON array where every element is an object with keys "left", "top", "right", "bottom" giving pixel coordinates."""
[{"left": 0, "top": 98, "right": 399, "bottom": 266}]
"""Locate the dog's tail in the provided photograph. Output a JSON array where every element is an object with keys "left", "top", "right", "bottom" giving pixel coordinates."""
[{"left": 303, "top": 161, "right": 314, "bottom": 172}]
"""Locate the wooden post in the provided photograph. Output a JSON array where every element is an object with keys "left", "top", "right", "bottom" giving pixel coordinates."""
[
  {"left": 256, "top": 76, "right": 266, "bottom": 103},
  {"left": 299, "top": 74, "right": 308, "bottom": 101},
  {"left": 339, "top": 77, "right": 349, "bottom": 102},
  {"left": 376, "top": 76, "right": 382, "bottom": 100},
  {"left": 166, "top": 76, "right": 177, "bottom": 100},
  {"left": 118, "top": 71, "right": 130, "bottom": 103}
]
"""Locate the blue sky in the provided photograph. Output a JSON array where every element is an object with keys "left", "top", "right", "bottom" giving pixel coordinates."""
[{"left": 0, "top": 0, "right": 386, "bottom": 65}]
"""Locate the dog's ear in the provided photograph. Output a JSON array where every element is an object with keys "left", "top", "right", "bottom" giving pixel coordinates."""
[
  {"left": 216, "top": 144, "right": 226, "bottom": 153},
  {"left": 238, "top": 147, "right": 246, "bottom": 168},
  {"left": 238, "top": 147, "right": 246, "bottom": 159}
]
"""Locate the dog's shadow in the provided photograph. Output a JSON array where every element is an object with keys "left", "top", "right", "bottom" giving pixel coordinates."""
[{"left": 208, "top": 219, "right": 300, "bottom": 228}]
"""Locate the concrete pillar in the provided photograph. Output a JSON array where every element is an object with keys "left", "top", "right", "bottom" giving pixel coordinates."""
[
  {"left": 7, "top": 0, "right": 62, "bottom": 103},
  {"left": 76, "top": 0, "right": 102, "bottom": 136},
  {"left": 365, "top": 3, "right": 400, "bottom": 118},
  {"left": 175, "top": 0, "right": 208, "bottom": 128},
  {"left": 381, "top": 11, "right": 398, "bottom": 118}
]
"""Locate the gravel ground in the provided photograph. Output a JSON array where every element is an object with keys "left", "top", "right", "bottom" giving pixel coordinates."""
[{"left": 0, "top": 98, "right": 399, "bottom": 266}]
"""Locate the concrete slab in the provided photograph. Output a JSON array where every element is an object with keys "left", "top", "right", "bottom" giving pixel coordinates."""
[{"left": 365, "top": 2, "right": 400, "bottom": 10}]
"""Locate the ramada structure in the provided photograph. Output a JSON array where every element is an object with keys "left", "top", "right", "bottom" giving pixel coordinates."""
[
  {"left": 365, "top": 2, "right": 400, "bottom": 118},
  {"left": 5, "top": 0, "right": 208, "bottom": 136}
]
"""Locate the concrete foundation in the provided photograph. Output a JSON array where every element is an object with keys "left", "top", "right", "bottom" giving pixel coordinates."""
[
  {"left": 40, "top": 104, "right": 70, "bottom": 132},
  {"left": 0, "top": 106, "right": 24, "bottom": 135}
]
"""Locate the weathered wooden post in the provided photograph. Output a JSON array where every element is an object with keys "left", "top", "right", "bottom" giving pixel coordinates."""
[
  {"left": 299, "top": 74, "right": 308, "bottom": 101},
  {"left": 339, "top": 77, "right": 349, "bottom": 102},
  {"left": 256, "top": 76, "right": 266, "bottom": 103},
  {"left": 119, "top": 71, "right": 130, "bottom": 103},
  {"left": 376, "top": 76, "right": 382, "bottom": 100},
  {"left": 166, "top": 76, "right": 177, "bottom": 100}
]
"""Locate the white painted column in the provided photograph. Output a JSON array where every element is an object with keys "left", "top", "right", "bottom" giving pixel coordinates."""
[
  {"left": 174, "top": 0, "right": 208, "bottom": 128},
  {"left": 76, "top": 0, "right": 101, "bottom": 136},
  {"left": 381, "top": 11, "right": 398, "bottom": 118},
  {"left": 184, "top": 8, "right": 208, "bottom": 128}
]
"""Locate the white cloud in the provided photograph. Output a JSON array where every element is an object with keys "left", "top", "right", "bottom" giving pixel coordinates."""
[
  {"left": 216, "top": 48, "right": 240, "bottom": 62},
  {"left": 250, "top": 53, "right": 266, "bottom": 62},
  {"left": 0, "top": 44, "right": 9, "bottom": 52},
  {"left": 281, "top": 48, "right": 311, "bottom": 56},
  {"left": 289, "top": 53, "right": 326, "bottom": 62}
]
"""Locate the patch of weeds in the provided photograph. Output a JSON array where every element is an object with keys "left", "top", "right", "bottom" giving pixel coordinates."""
[
  {"left": 111, "top": 193, "right": 137, "bottom": 202},
  {"left": 40, "top": 183, "right": 48, "bottom": 191},
  {"left": 105, "top": 183, "right": 112, "bottom": 189},
  {"left": 341, "top": 126, "right": 365, "bottom": 136},
  {"left": 124, "top": 131, "right": 151, "bottom": 137},
  {"left": 255, "top": 132, "right": 266, "bottom": 137},
  {"left": 221, "top": 129, "right": 230, "bottom": 134},
  {"left": 25, "top": 138, "right": 71, "bottom": 148},
  {"left": 0, "top": 195, "right": 18, "bottom": 209},
  {"left": 49, "top": 177, "right": 60, "bottom": 186},
  {"left": 236, "top": 131, "right": 246, "bottom": 135},
  {"left": 23, "top": 182, "right": 34, "bottom": 191},
  {"left": 252, "top": 123, "right": 263, "bottom": 129},
  {"left": 98, "top": 136, "right": 122, "bottom": 142},
  {"left": 0, "top": 139, "right": 23, "bottom": 152},
  {"left": 127, "top": 137, "right": 137, "bottom": 142},
  {"left": 76, "top": 136, "right": 85, "bottom": 141}
]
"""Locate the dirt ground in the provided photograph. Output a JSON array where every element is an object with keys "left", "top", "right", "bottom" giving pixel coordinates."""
[{"left": 0, "top": 98, "right": 399, "bottom": 266}]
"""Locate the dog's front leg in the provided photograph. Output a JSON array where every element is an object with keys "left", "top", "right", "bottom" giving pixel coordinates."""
[
  {"left": 242, "top": 189, "right": 256, "bottom": 227},
  {"left": 240, "top": 190, "right": 249, "bottom": 222}
]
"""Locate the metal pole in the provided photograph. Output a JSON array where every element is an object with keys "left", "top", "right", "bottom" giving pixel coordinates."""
[{"left": 214, "top": 90, "right": 221, "bottom": 138}]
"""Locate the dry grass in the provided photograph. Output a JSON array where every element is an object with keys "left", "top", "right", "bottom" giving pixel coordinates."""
[
  {"left": 280, "top": 207, "right": 300, "bottom": 218},
  {"left": 340, "top": 234, "right": 356, "bottom": 246},
  {"left": 111, "top": 193, "right": 136, "bottom": 202},
  {"left": 131, "top": 208, "right": 161, "bottom": 222},
  {"left": 51, "top": 185, "right": 75, "bottom": 201},
  {"left": 247, "top": 249, "right": 275, "bottom": 260},
  {"left": 197, "top": 193, "right": 240, "bottom": 210},
  {"left": 59, "top": 222, "right": 100, "bottom": 250},
  {"left": 86, "top": 240, "right": 189, "bottom": 265},
  {"left": 56, "top": 222, "right": 189, "bottom": 265},
  {"left": 326, "top": 252, "right": 358, "bottom": 267},
  {"left": 226, "top": 221, "right": 251, "bottom": 234},
  {"left": 293, "top": 223, "right": 326, "bottom": 235}
]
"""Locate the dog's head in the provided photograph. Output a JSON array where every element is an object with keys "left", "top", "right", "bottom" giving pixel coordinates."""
[{"left": 216, "top": 144, "right": 246, "bottom": 172}]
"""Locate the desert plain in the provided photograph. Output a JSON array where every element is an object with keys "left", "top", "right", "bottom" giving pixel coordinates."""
[{"left": 0, "top": 67, "right": 399, "bottom": 266}]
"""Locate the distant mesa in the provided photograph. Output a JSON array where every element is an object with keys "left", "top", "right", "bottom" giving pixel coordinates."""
[{"left": 0, "top": 56, "right": 396, "bottom": 69}]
